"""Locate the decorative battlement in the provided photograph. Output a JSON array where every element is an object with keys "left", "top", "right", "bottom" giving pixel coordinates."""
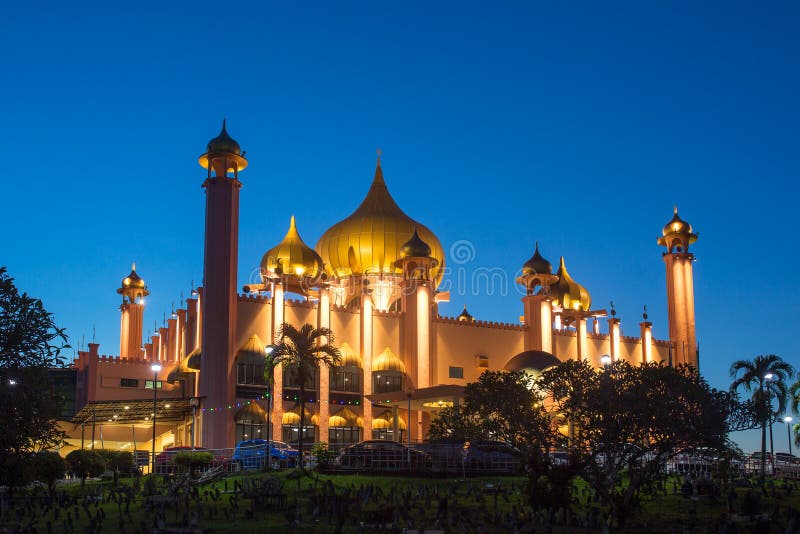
[
  {"left": 374, "top": 308, "right": 402, "bottom": 318},
  {"left": 285, "top": 298, "right": 316, "bottom": 309},
  {"left": 238, "top": 293, "right": 269, "bottom": 304},
  {"left": 331, "top": 303, "right": 359, "bottom": 314},
  {"left": 433, "top": 316, "right": 525, "bottom": 331},
  {"left": 553, "top": 329, "right": 577, "bottom": 338}
]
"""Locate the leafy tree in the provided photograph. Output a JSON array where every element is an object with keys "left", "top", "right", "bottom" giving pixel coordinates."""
[
  {"left": 65, "top": 449, "right": 106, "bottom": 485},
  {"left": 30, "top": 451, "right": 67, "bottom": 494},
  {"left": 427, "top": 370, "right": 551, "bottom": 453},
  {"left": 730, "top": 354, "right": 794, "bottom": 475},
  {"left": 270, "top": 323, "right": 341, "bottom": 469},
  {"left": 538, "top": 360, "right": 732, "bottom": 529},
  {"left": 0, "top": 267, "right": 69, "bottom": 488}
]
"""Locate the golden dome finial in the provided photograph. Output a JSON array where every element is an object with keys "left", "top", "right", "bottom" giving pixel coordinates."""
[
  {"left": 199, "top": 119, "right": 248, "bottom": 172},
  {"left": 550, "top": 256, "right": 591, "bottom": 311},
  {"left": 522, "top": 241, "right": 552, "bottom": 276}
]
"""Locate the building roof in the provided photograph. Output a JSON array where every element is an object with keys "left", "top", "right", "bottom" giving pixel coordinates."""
[{"left": 70, "top": 398, "right": 190, "bottom": 426}]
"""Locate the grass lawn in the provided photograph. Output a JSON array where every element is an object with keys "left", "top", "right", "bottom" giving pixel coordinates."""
[{"left": 1, "top": 470, "right": 798, "bottom": 532}]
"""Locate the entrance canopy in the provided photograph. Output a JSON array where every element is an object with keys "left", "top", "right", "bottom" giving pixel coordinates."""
[
  {"left": 71, "top": 398, "right": 192, "bottom": 426},
  {"left": 367, "top": 384, "right": 464, "bottom": 412}
]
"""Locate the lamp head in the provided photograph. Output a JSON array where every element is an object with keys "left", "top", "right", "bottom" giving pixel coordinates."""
[
  {"left": 600, "top": 354, "right": 611, "bottom": 366},
  {"left": 785, "top": 416, "right": 793, "bottom": 423},
  {"left": 764, "top": 373, "right": 774, "bottom": 380},
  {"left": 151, "top": 363, "right": 162, "bottom": 372}
]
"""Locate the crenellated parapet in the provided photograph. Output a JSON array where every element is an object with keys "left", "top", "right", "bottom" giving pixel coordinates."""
[
  {"left": 434, "top": 316, "right": 525, "bottom": 331},
  {"left": 238, "top": 293, "right": 269, "bottom": 304}
]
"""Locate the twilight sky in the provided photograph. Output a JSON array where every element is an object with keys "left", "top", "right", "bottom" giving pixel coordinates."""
[{"left": 2, "top": 1, "right": 798, "bottom": 452}]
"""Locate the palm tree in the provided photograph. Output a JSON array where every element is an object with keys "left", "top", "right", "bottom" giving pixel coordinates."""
[
  {"left": 730, "top": 354, "right": 794, "bottom": 476},
  {"left": 790, "top": 374, "right": 800, "bottom": 447},
  {"left": 270, "top": 323, "right": 341, "bottom": 470}
]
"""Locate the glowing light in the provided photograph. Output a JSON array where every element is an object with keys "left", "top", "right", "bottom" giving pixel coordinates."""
[
  {"left": 151, "top": 363, "right": 162, "bottom": 372},
  {"left": 164, "top": 404, "right": 171, "bottom": 408},
  {"left": 765, "top": 373, "right": 774, "bottom": 380},
  {"left": 124, "top": 406, "right": 130, "bottom": 410},
  {"left": 600, "top": 354, "right": 611, "bottom": 366},
  {"left": 785, "top": 416, "right": 793, "bottom": 423}
]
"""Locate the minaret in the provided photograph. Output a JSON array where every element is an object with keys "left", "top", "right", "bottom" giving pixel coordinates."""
[
  {"left": 657, "top": 207, "right": 699, "bottom": 368},
  {"left": 396, "top": 228, "right": 438, "bottom": 389},
  {"left": 117, "top": 264, "right": 148, "bottom": 358},
  {"left": 516, "top": 243, "right": 558, "bottom": 353},
  {"left": 197, "top": 120, "right": 247, "bottom": 449}
]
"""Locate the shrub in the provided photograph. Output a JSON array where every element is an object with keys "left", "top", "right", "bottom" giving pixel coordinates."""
[
  {"left": 65, "top": 449, "right": 106, "bottom": 484},
  {"left": 310, "top": 442, "right": 333, "bottom": 468},
  {"left": 30, "top": 452, "right": 67, "bottom": 493},
  {"left": 174, "top": 451, "right": 213, "bottom": 475},
  {"left": 108, "top": 451, "right": 134, "bottom": 475}
]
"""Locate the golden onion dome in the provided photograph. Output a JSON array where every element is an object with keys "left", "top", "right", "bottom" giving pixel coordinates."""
[
  {"left": 121, "top": 263, "right": 146, "bottom": 290},
  {"left": 315, "top": 159, "right": 445, "bottom": 286},
  {"left": 658, "top": 206, "right": 698, "bottom": 248},
  {"left": 399, "top": 227, "right": 432, "bottom": 258},
  {"left": 522, "top": 242, "right": 552, "bottom": 276},
  {"left": 457, "top": 305, "right": 474, "bottom": 322},
  {"left": 550, "top": 257, "right": 591, "bottom": 311},
  {"left": 206, "top": 119, "right": 242, "bottom": 155},
  {"left": 662, "top": 206, "right": 693, "bottom": 236},
  {"left": 261, "top": 216, "right": 324, "bottom": 278}
]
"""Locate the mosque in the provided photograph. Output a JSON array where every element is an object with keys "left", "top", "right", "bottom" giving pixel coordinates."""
[{"left": 67, "top": 122, "right": 700, "bottom": 453}]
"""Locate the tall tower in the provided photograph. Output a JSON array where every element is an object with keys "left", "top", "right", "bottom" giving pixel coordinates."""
[
  {"left": 117, "top": 264, "right": 148, "bottom": 358},
  {"left": 657, "top": 207, "right": 699, "bottom": 368},
  {"left": 516, "top": 243, "right": 558, "bottom": 354},
  {"left": 396, "top": 228, "right": 438, "bottom": 389},
  {"left": 198, "top": 120, "right": 247, "bottom": 448}
]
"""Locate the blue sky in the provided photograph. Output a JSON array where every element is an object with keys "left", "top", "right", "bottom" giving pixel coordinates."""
[{"left": 2, "top": 1, "right": 798, "bottom": 452}]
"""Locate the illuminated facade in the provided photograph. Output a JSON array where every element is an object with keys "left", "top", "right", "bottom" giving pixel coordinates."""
[{"left": 70, "top": 123, "right": 700, "bottom": 452}]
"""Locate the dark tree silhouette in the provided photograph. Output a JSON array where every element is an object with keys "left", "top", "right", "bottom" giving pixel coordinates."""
[{"left": 0, "top": 267, "right": 69, "bottom": 488}]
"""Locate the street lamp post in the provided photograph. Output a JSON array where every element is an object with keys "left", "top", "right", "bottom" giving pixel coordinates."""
[
  {"left": 151, "top": 363, "right": 162, "bottom": 476},
  {"left": 189, "top": 397, "right": 199, "bottom": 449},
  {"left": 785, "top": 416, "right": 794, "bottom": 456},
  {"left": 265, "top": 345, "right": 276, "bottom": 450},
  {"left": 764, "top": 373, "right": 775, "bottom": 475}
]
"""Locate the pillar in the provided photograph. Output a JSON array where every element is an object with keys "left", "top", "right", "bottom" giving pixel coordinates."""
[
  {"left": 522, "top": 294, "right": 553, "bottom": 353},
  {"left": 640, "top": 321, "right": 653, "bottom": 363},
  {"left": 361, "top": 289, "right": 374, "bottom": 435},
  {"left": 608, "top": 318, "right": 620, "bottom": 362},
  {"left": 317, "top": 286, "right": 331, "bottom": 443}
]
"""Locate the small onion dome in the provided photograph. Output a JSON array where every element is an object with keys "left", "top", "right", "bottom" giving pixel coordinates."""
[
  {"left": 282, "top": 405, "right": 319, "bottom": 426},
  {"left": 373, "top": 410, "right": 407, "bottom": 430},
  {"left": 260, "top": 216, "right": 324, "bottom": 278},
  {"left": 335, "top": 342, "right": 363, "bottom": 367},
  {"left": 550, "top": 256, "right": 592, "bottom": 311},
  {"left": 457, "top": 305, "right": 474, "bottom": 322},
  {"left": 657, "top": 206, "right": 698, "bottom": 247},
  {"left": 329, "top": 407, "right": 363, "bottom": 428},
  {"left": 372, "top": 347, "right": 406, "bottom": 373},
  {"left": 121, "top": 264, "right": 146, "bottom": 290},
  {"left": 522, "top": 242, "right": 552, "bottom": 276},
  {"left": 399, "top": 227, "right": 432, "bottom": 258},
  {"left": 206, "top": 118, "right": 242, "bottom": 155}
]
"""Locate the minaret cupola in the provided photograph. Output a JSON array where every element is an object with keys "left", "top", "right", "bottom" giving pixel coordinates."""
[
  {"left": 516, "top": 242, "right": 559, "bottom": 295},
  {"left": 657, "top": 206, "right": 698, "bottom": 253},
  {"left": 117, "top": 263, "right": 149, "bottom": 304},
  {"left": 198, "top": 119, "right": 248, "bottom": 178}
]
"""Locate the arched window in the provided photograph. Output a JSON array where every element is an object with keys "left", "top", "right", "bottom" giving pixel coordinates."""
[{"left": 234, "top": 403, "right": 267, "bottom": 443}]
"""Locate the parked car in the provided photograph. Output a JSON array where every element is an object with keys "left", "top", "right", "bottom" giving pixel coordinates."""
[
  {"left": 419, "top": 441, "right": 521, "bottom": 474},
  {"left": 339, "top": 440, "right": 431, "bottom": 471},
  {"left": 232, "top": 439, "right": 298, "bottom": 470},
  {"left": 154, "top": 446, "right": 230, "bottom": 474},
  {"left": 549, "top": 451, "right": 569, "bottom": 466}
]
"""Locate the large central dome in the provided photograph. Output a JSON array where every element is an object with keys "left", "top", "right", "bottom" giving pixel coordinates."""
[{"left": 315, "top": 160, "right": 445, "bottom": 285}]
